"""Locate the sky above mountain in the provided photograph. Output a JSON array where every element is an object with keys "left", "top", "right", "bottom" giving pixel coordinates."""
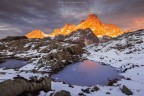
[{"left": 0, "top": 0, "right": 144, "bottom": 38}]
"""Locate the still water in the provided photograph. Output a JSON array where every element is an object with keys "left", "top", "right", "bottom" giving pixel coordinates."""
[
  {"left": 0, "top": 59, "right": 27, "bottom": 69},
  {"left": 51, "top": 60, "right": 122, "bottom": 86}
]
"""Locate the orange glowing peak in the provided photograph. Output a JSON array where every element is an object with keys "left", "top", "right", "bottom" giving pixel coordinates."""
[
  {"left": 26, "top": 30, "right": 46, "bottom": 38},
  {"left": 87, "top": 14, "right": 100, "bottom": 21},
  {"left": 50, "top": 24, "right": 77, "bottom": 36},
  {"left": 49, "top": 14, "right": 123, "bottom": 37},
  {"left": 26, "top": 14, "right": 124, "bottom": 38}
]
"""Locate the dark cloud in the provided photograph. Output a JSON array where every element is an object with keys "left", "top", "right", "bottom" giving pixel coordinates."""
[{"left": 0, "top": 0, "right": 143, "bottom": 38}]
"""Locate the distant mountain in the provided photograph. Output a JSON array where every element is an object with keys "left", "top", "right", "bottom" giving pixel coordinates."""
[
  {"left": 25, "top": 30, "right": 46, "bottom": 38},
  {"left": 49, "top": 14, "right": 123, "bottom": 37},
  {"left": 25, "top": 14, "right": 124, "bottom": 39},
  {"left": 51, "top": 24, "right": 77, "bottom": 36}
]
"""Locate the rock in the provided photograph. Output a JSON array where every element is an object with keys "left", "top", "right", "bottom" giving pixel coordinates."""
[
  {"left": 0, "top": 76, "right": 51, "bottom": 96},
  {"left": 29, "top": 76, "right": 38, "bottom": 82},
  {"left": 68, "top": 84, "right": 74, "bottom": 88},
  {"left": 78, "top": 93, "right": 86, "bottom": 96},
  {"left": 50, "top": 92, "right": 54, "bottom": 96},
  {"left": 38, "top": 42, "right": 85, "bottom": 73},
  {"left": 107, "top": 79, "right": 118, "bottom": 86},
  {"left": 0, "top": 57, "right": 5, "bottom": 63},
  {"left": 98, "top": 35, "right": 112, "bottom": 43},
  {"left": 121, "top": 85, "right": 133, "bottom": 95},
  {"left": 81, "top": 88, "right": 90, "bottom": 93},
  {"left": 91, "top": 86, "right": 99, "bottom": 92},
  {"left": 60, "top": 28, "right": 99, "bottom": 45},
  {"left": 106, "top": 92, "right": 111, "bottom": 94},
  {"left": 54, "top": 90, "right": 71, "bottom": 96},
  {"left": 126, "top": 78, "right": 131, "bottom": 80},
  {"left": 0, "top": 35, "right": 85, "bottom": 73},
  {"left": 1, "top": 36, "right": 27, "bottom": 41},
  {"left": 0, "top": 44, "right": 6, "bottom": 50}
]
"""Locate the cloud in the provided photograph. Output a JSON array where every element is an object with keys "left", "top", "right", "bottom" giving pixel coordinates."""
[{"left": 0, "top": 0, "right": 143, "bottom": 38}]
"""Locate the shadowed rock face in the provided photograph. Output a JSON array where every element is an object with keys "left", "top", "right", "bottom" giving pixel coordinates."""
[
  {"left": 121, "top": 85, "right": 133, "bottom": 95},
  {"left": 0, "top": 77, "right": 51, "bottom": 96},
  {"left": 1, "top": 36, "right": 27, "bottom": 41},
  {"left": 54, "top": 28, "right": 99, "bottom": 45},
  {"left": 0, "top": 57, "right": 5, "bottom": 63},
  {"left": 38, "top": 42, "right": 85, "bottom": 72},
  {"left": 98, "top": 35, "right": 112, "bottom": 43},
  {"left": 53, "top": 90, "right": 71, "bottom": 96}
]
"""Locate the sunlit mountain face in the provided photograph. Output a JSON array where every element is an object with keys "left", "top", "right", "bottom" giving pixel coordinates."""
[
  {"left": 26, "top": 14, "right": 124, "bottom": 38},
  {"left": 26, "top": 30, "right": 46, "bottom": 39}
]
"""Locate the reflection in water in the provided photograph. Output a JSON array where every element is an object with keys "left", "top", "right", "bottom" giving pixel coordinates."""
[
  {"left": 51, "top": 60, "right": 122, "bottom": 86},
  {"left": 80, "top": 60, "right": 97, "bottom": 71}
]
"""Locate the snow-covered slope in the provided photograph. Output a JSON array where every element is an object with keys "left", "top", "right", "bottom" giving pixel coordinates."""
[
  {"left": 39, "top": 30, "right": 144, "bottom": 96},
  {"left": 40, "top": 29, "right": 144, "bottom": 96},
  {"left": 84, "top": 29, "right": 144, "bottom": 69},
  {"left": 81, "top": 29, "right": 144, "bottom": 96},
  {"left": 0, "top": 29, "right": 144, "bottom": 96}
]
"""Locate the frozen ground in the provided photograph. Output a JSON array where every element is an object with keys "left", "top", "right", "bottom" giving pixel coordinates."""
[
  {"left": 40, "top": 30, "right": 144, "bottom": 96},
  {"left": 0, "top": 30, "right": 144, "bottom": 96}
]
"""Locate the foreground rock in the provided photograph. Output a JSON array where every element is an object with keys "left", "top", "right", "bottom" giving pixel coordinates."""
[
  {"left": 0, "top": 77, "right": 51, "bottom": 96},
  {"left": 53, "top": 90, "right": 71, "bottom": 96},
  {"left": 0, "top": 57, "right": 5, "bottom": 63},
  {"left": 121, "top": 85, "right": 133, "bottom": 95}
]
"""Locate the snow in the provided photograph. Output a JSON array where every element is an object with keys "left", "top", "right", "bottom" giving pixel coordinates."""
[
  {"left": 49, "top": 49, "right": 58, "bottom": 53},
  {"left": 40, "top": 30, "right": 144, "bottom": 96},
  {"left": 0, "top": 68, "right": 49, "bottom": 82},
  {"left": 0, "top": 30, "right": 144, "bottom": 96}
]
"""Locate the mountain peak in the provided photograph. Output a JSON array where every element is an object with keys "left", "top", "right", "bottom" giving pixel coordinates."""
[
  {"left": 26, "top": 30, "right": 46, "bottom": 38},
  {"left": 64, "top": 23, "right": 71, "bottom": 27},
  {"left": 87, "top": 14, "right": 99, "bottom": 19},
  {"left": 48, "top": 14, "right": 123, "bottom": 37},
  {"left": 26, "top": 13, "right": 124, "bottom": 38}
]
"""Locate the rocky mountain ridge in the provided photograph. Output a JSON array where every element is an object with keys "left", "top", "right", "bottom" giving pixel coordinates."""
[{"left": 26, "top": 14, "right": 123, "bottom": 38}]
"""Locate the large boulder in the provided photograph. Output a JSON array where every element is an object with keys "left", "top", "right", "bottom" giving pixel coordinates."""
[
  {"left": 54, "top": 90, "right": 71, "bottom": 96},
  {"left": 0, "top": 77, "right": 51, "bottom": 96}
]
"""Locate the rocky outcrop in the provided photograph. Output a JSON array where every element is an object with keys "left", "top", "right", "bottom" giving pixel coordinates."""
[
  {"left": 91, "top": 86, "right": 99, "bottom": 92},
  {"left": 53, "top": 90, "right": 71, "bottom": 96},
  {"left": 121, "top": 85, "right": 133, "bottom": 95},
  {"left": 0, "top": 36, "right": 85, "bottom": 72},
  {"left": 54, "top": 28, "right": 99, "bottom": 45},
  {"left": 1, "top": 36, "right": 27, "bottom": 41},
  {"left": 98, "top": 35, "right": 112, "bottom": 43},
  {"left": 0, "top": 77, "right": 51, "bottom": 96},
  {"left": 38, "top": 42, "right": 85, "bottom": 72},
  {"left": 65, "top": 28, "right": 99, "bottom": 45},
  {"left": 0, "top": 57, "right": 5, "bottom": 63}
]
